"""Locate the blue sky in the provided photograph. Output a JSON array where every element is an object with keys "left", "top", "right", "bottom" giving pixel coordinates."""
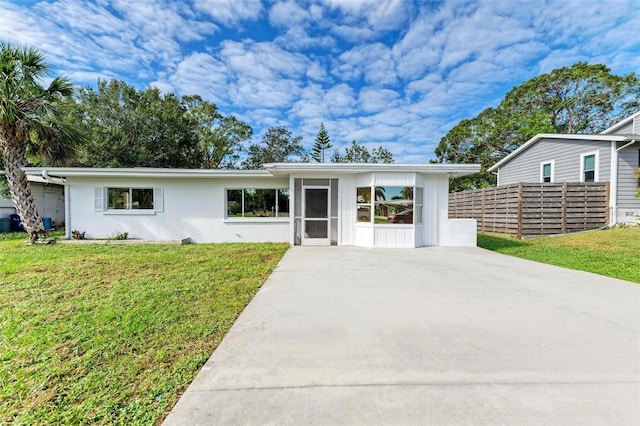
[{"left": 1, "top": 0, "right": 639, "bottom": 163}]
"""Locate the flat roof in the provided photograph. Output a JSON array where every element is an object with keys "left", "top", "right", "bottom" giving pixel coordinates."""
[
  {"left": 24, "top": 163, "right": 481, "bottom": 179},
  {"left": 263, "top": 163, "right": 481, "bottom": 177}
]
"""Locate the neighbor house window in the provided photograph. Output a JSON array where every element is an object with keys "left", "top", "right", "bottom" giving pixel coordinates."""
[
  {"left": 356, "top": 186, "right": 415, "bottom": 224},
  {"left": 226, "top": 189, "right": 290, "bottom": 218},
  {"left": 541, "top": 161, "right": 553, "bottom": 183},
  {"left": 581, "top": 153, "right": 597, "bottom": 182},
  {"left": 107, "top": 188, "right": 154, "bottom": 210}
]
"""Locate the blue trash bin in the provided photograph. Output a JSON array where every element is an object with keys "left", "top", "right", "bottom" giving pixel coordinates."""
[
  {"left": 10, "top": 214, "right": 24, "bottom": 231},
  {"left": 42, "top": 217, "right": 52, "bottom": 230},
  {"left": 0, "top": 218, "right": 11, "bottom": 233}
]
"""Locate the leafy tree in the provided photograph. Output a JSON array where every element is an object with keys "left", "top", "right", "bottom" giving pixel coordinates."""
[
  {"left": 71, "top": 79, "right": 202, "bottom": 168},
  {"left": 0, "top": 42, "right": 83, "bottom": 241},
  {"left": 435, "top": 62, "right": 640, "bottom": 191},
  {"left": 311, "top": 123, "right": 332, "bottom": 162},
  {"left": 182, "top": 95, "right": 252, "bottom": 169},
  {"left": 331, "top": 140, "right": 394, "bottom": 163},
  {"left": 242, "top": 126, "right": 304, "bottom": 169}
]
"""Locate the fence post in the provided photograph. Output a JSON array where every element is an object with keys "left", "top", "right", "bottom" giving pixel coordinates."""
[
  {"left": 604, "top": 181, "right": 610, "bottom": 225},
  {"left": 562, "top": 182, "right": 567, "bottom": 234},
  {"left": 516, "top": 182, "right": 523, "bottom": 239},
  {"left": 481, "top": 188, "right": 485, "bottom": 232}
]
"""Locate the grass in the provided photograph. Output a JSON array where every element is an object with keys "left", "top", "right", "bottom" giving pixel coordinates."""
[
  {"left": 0, "top": 233, "right": 288, "bottom": 424},
  {"left": 478, "top": 227, "right": 640, "bottom": 283}
]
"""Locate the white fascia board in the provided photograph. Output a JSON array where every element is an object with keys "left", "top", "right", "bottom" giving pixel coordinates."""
[
  {"left": 487, "top": 133, "right": 629, "bottom": 172},
  {"left": 263, "top": 163, "right": 481, "bottom": 177},
  {"left": 22, "top": 167, "right": 272, "bottom": 179},
  {"left": 600, "top": 110, "right": 640, "bottom": 134}
]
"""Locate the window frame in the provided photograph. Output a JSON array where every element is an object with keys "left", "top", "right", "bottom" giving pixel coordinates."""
[
  {"left": 540, "top": 160, "right": 554, "bottom": 183},
  {"left": 105, "top": 187, "right": 155, "bottom": 211},
  {"left": 225, "top": 188, "right": 290, "bottom": 221},
  {"left": 356, "top": 186, "right": 418, "bottom": 225},
  {"left": 580, "top": 151, "right": 599, "bottom": 182}
]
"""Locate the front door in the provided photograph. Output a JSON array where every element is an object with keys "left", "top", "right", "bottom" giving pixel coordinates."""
[{"left": 303, "top": 187, "right": 329, "bottom": 246}]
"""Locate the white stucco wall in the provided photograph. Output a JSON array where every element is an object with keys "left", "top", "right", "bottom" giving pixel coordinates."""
[
  {"left": 63, "top": 170, "right": 478, "bottom": 247},
  {"left": 67, "top": 176, "right": 290, "bottom": 243}
]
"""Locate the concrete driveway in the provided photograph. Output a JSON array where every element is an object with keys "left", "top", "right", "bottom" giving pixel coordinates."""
[{"left": 164, "top": 247, "right": 639, "bottom": 425}]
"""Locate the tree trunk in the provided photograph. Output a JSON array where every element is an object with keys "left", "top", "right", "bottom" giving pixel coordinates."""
[{"left": 1, "top": 140, "right": 45, "bottom": 241}]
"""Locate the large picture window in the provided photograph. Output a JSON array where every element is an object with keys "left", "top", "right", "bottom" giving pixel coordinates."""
[
  {"left": 227, "top": 189, "right": 290, "bottom": 218},
  {"left": 107, "top": 188, "right": 154, "bottom": 210},
  {"left": 356, "top": 186, "right": 417, "bottom": 224}
]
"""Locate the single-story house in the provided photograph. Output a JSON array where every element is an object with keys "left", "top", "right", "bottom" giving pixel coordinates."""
[
  {"left": 0, "top": 176, "right": 65, "bottom": 228},
  {"left": 23, "top": 163, "right": 481, "bottom": 247},
  {"left": 488, "top": 110, "right": 640, "bottom": 224}
]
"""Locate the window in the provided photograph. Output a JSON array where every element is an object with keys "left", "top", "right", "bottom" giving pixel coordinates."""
[
  {"left": 226, "top": 188, "right": 289, "bottom": 218},
  {"left": 581, "top": 153, "right": 597, "bottom": 182},
  {"left": 356, "top": 186, "right": 415, "bottom": 224},
  {"left": 541, "top": 161, "right": 553, "bottom": 183},
  {"left": 356, "top": 187, "right": 372, "bottom": 222},
  {"left": 107, "top": 188, "right": 154, "bottom": 210}
]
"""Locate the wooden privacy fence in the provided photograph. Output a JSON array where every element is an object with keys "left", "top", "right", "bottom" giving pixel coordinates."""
[{"left": 449, "top": 182, "right": 610, "bottom": 238}]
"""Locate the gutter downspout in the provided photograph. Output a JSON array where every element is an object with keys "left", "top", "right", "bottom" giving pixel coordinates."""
[{"left": 609, "top": 141, "right": 617, "bottom": 227}]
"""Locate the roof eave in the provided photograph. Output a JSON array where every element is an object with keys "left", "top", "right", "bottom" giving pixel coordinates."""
[
  {"left": 263, "top": 162, "right": 481, "bottom": 177},
  {"left": 22, "top": 167, "right": 273, "bottom": 179}
]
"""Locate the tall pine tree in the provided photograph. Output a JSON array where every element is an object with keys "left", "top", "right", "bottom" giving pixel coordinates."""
[{"left": 311, "top": 123, "right": 332, "bottom": 162}]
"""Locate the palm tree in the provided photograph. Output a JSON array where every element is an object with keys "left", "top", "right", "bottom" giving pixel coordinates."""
[
  {"left": 0, "top": 42, "right": 82, "bottom": 242},
  {"left": 400, "top": 186, "right": 413, "bottom": 200}
]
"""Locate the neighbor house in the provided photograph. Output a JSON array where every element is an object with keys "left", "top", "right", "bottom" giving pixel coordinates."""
[
  {"left": 0, "top": 175, "right": 65, "bottom": 228},
  {"left": 23, "top": 163, "right": 480, "bottom": 247},
  {"left": 488, "top": 111, "right": 640, "bottom": 224}
]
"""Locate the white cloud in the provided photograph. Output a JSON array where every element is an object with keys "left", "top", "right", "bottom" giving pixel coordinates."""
[
  {"left": 160, "top": 52, "right": 229, "bottom": 102},
  {"left": 357, "top": 88, "right": 401, "bottom": 113},
  {"left": 194, "top": 0, "right": 263, "bottom": 26},
  {"left": 269, "top": 0, "right": 310, "bottom": 28},
  {"left": 320, "top": 0, "right": 412, "bottom": 31},
  {"left": 330, "top": 25, "right": 377, "bottom": 43},
  {"left": 335, "top": 43, "right": 398, "bottom": 85}
]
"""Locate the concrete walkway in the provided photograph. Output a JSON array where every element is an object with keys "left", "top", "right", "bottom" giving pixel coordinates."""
[{"left": 164, "top": 247, "right": 639, "bottom": 425}]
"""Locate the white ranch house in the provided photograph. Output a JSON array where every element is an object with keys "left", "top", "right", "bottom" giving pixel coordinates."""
[{"left": 24, "top": 163, "right": 480, "bottom": 248}]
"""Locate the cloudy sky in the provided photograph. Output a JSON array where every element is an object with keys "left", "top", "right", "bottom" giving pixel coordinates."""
[{"left": 1, "top": 0, "right": 639, "bottom": 163}]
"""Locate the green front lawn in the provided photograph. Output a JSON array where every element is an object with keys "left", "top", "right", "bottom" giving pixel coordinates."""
[
  {"left": 478, "top": 227, "right": 640, "bottom": 283},
  {"left": 0, "top": 237, "right": 288, "bottom": 424}
]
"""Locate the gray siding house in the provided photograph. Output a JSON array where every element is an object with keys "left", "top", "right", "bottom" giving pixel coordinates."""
[{"left": 488, "top": 111, "right": 640, "bottom": 224}]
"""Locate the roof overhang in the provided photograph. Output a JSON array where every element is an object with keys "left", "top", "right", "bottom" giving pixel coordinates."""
[
  {"left": 22, "top": 167, "right": 273, "bottom": 179},
  {"left": 23, "top": 163, "right": 482, "bottom": 179},
  {"left": 600, "top": 110, "right": 640, "bottom": 134},
  {"left": 263, "top": 163, "right": 481, "bottom": 178},
  {"left": 488, "top": 134, "right": 630, "bottom": 172}
]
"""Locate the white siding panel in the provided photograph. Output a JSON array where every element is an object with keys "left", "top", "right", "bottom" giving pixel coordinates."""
[
  {"left": 354, "top": 173, "right": 373, "bottom": 187},
  {"left": 498, "top": 138, "right": 612, "bottom": 185},
  {"left": 339, "top": 175, "right": 356, "bottom": 245},
  {"left": 372, "top": 172, "right": 416, "bottom": 186},
  {"left": 423, "top": 176, "right": 444, "bottom": 246},
  {"left": 354, "top": 225, "right": 373, "bottom": 247},
  {"left": 373, "top": 226, "right": 414, "bottom": 247}
]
